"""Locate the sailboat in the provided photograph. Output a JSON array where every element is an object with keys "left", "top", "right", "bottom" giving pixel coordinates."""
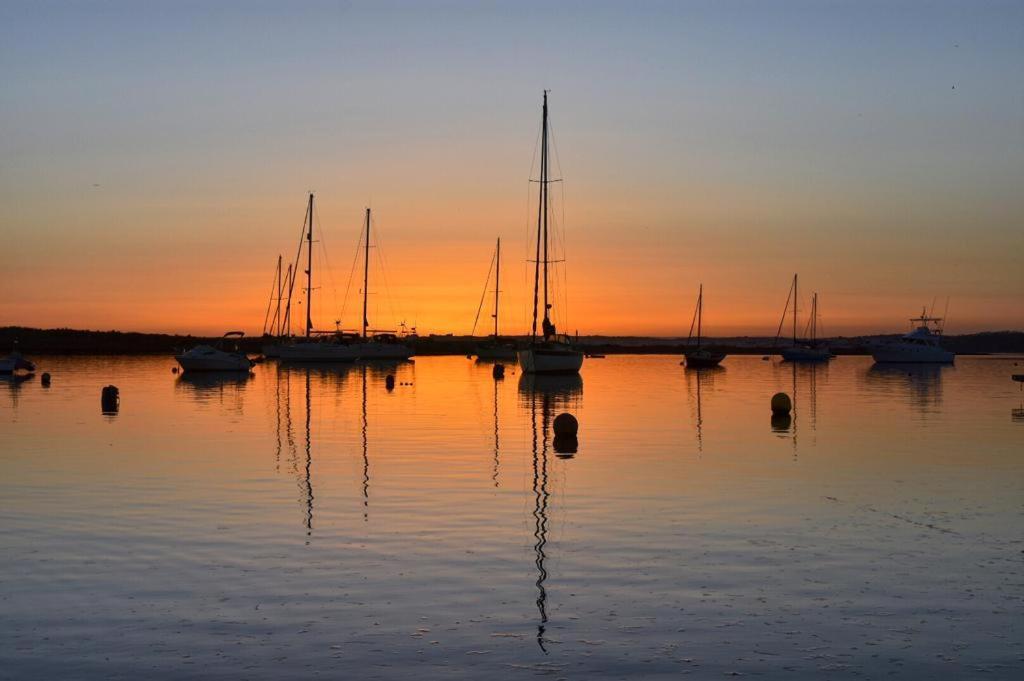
[
  {"left": 0, "top": 342, "right": 36, "bottom": 375},
  {"left": 260, "top": 254, "right": 294, "bottom": 358},
  {"left": 777, "top": 274, "right": 831, "bottom": 362},
  {"left": 277, "top": 193, "right": 362, "bottom": 362},
  {"left": 474, "top": 237, "right": 517, "bottom": 361},
  {"left": 348, "top": 208, "right": 414, "bottom": 361},
  {"left": 517, "top": 91, "right": 584, "bottom": 375},
  {"left": 682, "top": 284, "right": 726, "bottom": 368}
]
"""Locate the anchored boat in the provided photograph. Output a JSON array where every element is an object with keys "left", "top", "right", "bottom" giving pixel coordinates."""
[
  {"left": 870, "top": 309, "right": 955, "bottom": 364},
  {"left": 473, "top": 237, "right": 517, "bottom": 361},
  {"left": 682, "top": 284, "right": 726, "bottom": 368},
  {"left": 175, "top": 331, "right": 253, "bottom": 372},
  {"left": 776, "top": 274, "right": 831, "bottom": 362},
  {"left": 517, "top": 92, "right": 583, "bottom": 375}
]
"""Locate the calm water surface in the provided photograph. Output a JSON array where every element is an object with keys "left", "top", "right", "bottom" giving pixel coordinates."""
[{"left": 2, "top": 355, "right": 1022, "bottom": 679}]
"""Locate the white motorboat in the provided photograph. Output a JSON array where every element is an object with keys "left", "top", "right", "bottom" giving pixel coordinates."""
[
  {"left": 870, "top": 309, "right": 955, "bottom": 364},
  {"left": 175, "top": 331, "right": 253, "bottom": 372},
  {"left": 776, "top": 275, "right": 831, "bottom": 362},
  {"left": 518, "top": 92, "right": 584, "bottom": 375},
  {"left": 0, "top": 349, "right": 36, "bottom": 375}
]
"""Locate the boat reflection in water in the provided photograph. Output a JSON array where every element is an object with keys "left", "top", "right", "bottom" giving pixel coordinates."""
[
  {"left": 270, "top": 364, "right": 325, "bottom": 537},
  {"left": 174, "top": 371, "right": 253, "bottom": 414},
  {"left": 2, "top": 373, "right": 34, "bottom": 410},
  {"left": 517, "top": 372, "right": 582, "bottom": 652},
  {"left": 770, "top": 361, "right": 824, "bottom": 458},
  {"left": 683, "top": 365, "right": 724, "bottom": 453},
  {"left": 864, "top": 362, "right": 948, "bottom": 414}
]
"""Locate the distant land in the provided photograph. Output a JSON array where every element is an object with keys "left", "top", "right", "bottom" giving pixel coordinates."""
[{"left": 3, "top": 327, "right": 1024, "bottom": 357}]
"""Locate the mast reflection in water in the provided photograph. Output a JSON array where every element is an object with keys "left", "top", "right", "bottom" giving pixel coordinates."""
[{"left": 519, "top": 372, "right": 582, "bottom": 652}]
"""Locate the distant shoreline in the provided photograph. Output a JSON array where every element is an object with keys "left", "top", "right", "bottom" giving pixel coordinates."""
[{"left": 4, "top": 326, "right": 1023, "bottom": 357}]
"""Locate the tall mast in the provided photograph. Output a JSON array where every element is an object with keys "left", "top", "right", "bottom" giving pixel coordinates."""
[
  {"left": 541, "top": 90, "right": 550, "bottom": 340},
  {"left": 494, "top": 237, "right": 501, "bottom": 339},
  {"left": 362, "top": 207, "right": 371, "bottom": 339},
  {"left": 305, "top": 193, "right": 314, "bottom": 339},
  {"left": 697, "top": 283, "right": 703, "bottom": 347},
  {"left": 792, "top": 273, "right": 798, "bottom": 345},
  {"left": 811, "top": 293, "right": 817, "bottom": 342}
]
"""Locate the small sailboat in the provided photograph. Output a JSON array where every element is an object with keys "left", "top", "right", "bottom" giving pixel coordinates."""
[
  {"left": 276, "top": 194, "right": 362, "bottom": 363},
  {"left": 260, "top": 254, "right": 294, "bottom": 358},
  {"left": 870, "top": 308, "right": 955, "bottom": 364},
  {"left": 175, "top": 331, "right": 253, "bottom": 372},
  {"left": 517, "top": 91, "right": 583, "bottom": 375},
  {"left": 349, "top": 208, "right": 414, "bottom": 361},
  {"left": 0, "top": 343, "right": 36, "bottom": 375},
  {"left": 682, "top": 284, "right": 726, "bottom": 368},
  {"left": 777, "top": 274, "right": 831, "bottom": 362},
  {"left": 473, "top": 237, "right": 517, "bottom": 361}
]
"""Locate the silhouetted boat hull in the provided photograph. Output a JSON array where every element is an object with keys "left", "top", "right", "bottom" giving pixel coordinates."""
[
  {"left": 0, "top": 351, "right": 36, "bottom": 375},
  {"left": 781, "top": 346, "right": 831, "bottom": 362},
  {"left": 475, "top": 343, "right": 517, "bottom": 361},
  {"left": 278, "top": 341, "right": 359, "bottom": 362},
  {"left": 684, "top": 348, "right": 726, "bottom": 368}
]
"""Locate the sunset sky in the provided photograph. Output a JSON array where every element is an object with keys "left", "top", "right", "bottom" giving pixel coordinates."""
[{"left": 2, "top": 0, "right": 1022, "bottom": 337}]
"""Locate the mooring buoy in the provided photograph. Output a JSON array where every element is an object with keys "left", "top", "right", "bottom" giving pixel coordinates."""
[
  {"left": 771, "top": 392, "right": 792, "bottom": 415},
  {"left": 101, "top": 385, "right": 120, "bottom": 414},
  {"left": 492, "top": 363, "right": 505, "bottom": 379},
  {"left": 385, "top": 375, "right": 396, "bottom": 391},
  {"left": 553, "top": 412, "right": 579, "bottom": 437},
  {"left": 41, "top": 372, "right": 51, "bottom": 387}
]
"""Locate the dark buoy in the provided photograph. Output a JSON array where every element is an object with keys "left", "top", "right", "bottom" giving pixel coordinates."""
[
  {"left": 771, "top": 413, "right": 792, "bottom": 432},
  {"left": 101, "top": 385, "right": 119, "bottom": 414},
  {"left": 771, "top": 392, "right": 792, "bottom": 415},
  {"left": 553, "top": 412, "right": 578, "bottom": 437},
  {"left": 41, "top": 372, "right": 51, "bottom": 387},
  {"left": 172, "top": 366, "right": 178, "bottom": 374},
  {"left": 385, "top": 375, "right": 396, "bottom": 391},
  {"left": 554, "top": 434, "right": 578, "bottom": 457},
  {"left": 492, "top": 363, "right": 505, "bottom": 379}
]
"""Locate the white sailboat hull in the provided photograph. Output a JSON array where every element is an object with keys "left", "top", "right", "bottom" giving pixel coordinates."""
[
  {"left": 278, "top": 342, "right": 360, "bottom": 362},
  {"left": 175, "top": 346, "right": 252, "bottom": 372},
  {"left": 871, "top": 343, "right": 954, "bottom": 364},
  {"left": 517, "top": 345, "right": 584, "bottom": 374}
]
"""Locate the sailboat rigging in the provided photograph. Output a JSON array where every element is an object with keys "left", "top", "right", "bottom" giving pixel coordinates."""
[
  {"left": 682, "top": 283, "right": 726, "bottom": 368},
  {"left": 517, "top": 91, "right": 584, "bottom": 375},
  {"left": 474, "top": 237, "right": 517, "bottom": 360},
  {"left": 777, "top": 274, "right": 831, "bottom": 362}
]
